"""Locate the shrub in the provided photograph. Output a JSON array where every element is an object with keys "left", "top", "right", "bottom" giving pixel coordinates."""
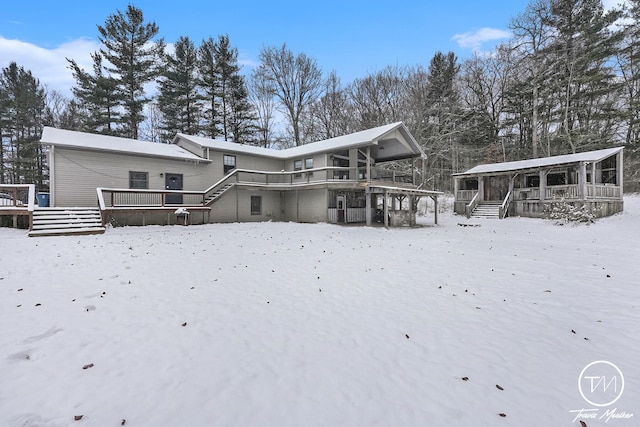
[{"left": 544, "top": 199, "right": 598, "bottom": 225}]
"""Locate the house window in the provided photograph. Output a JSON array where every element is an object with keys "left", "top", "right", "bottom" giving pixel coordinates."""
[
  {"left": 294, "top": 159, "right": 303, "bottom": 178},
  {"left": 129, "top": 171, "right": 148, "bottom": 189},
  {"left": 223, "top": 155, "right": 236, "bottom": 174},
  {"left": 305, "top": 158, "right": 313, "bottom": 177},
  {"left": 526, "top": 175, "right": 540, "bottom": 188},
  {"left": 547, "top": 172, "right": 566, "bottom": 186},
  {"left": 251, "top": 196, "right": 262, "bottom": 215}
]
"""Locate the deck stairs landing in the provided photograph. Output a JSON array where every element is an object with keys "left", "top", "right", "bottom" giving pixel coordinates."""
[
  {"left": 205, "top": 183, "right": 234, "bottom": 205},
  {"left": 29, "top": 207, "right": 105, "bottom": 237},
  {"left": 470, "top": 201, "right": 502, "bottom": 219}
]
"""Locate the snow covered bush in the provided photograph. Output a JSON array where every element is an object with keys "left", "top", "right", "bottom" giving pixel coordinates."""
[{"left": 544, "top": 199, "right": 598, "bottom": 225}]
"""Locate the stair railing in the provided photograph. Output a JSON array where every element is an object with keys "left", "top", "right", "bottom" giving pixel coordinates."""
[
  {"left": 499, "top": 190, "right": 513, "bottom": 219},
  {"left": 465, "top": 192, "right": 480, "bottom": 219}
]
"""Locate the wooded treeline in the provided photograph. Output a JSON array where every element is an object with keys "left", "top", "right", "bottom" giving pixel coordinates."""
[{"left": 2, "top": 0, "right": 639, "bottom": 192}]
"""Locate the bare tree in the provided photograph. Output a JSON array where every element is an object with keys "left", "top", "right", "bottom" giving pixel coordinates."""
[
  {"left": 306, "top": 71, "right": 354, "bottom": 140},
  {"left": 248, "top": 67, "right": 277, "bottom": 148},
  {"left": 257, "top": 44, "right": 323, "bottom": 145},
  {"left": 348, "top": 66, "right": 407, "bottom": 129},
  {"left": 509, "top": 0, "right": 553, "bottom": 157}
]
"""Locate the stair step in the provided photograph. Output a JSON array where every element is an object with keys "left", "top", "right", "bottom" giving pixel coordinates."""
[
  {"left": 29, "top": 227, "right": 106, "bottom": 237},
  {"left": 33, "top": 214, "right": 101, "bottom": 221},
  {"left": 30, "top": 208, "right": 105, "bottom": 237}
]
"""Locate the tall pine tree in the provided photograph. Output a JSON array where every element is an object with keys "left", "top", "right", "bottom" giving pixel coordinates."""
[
  {"left": 97, "top": 4, "right": 163, "bottom": 139},
  {"left": 68, "top": 53, "right": 120, "bottom": 134},
  {"left": 0, "top": 63, "right": 47, "bottom": 187},
  {"left": 157, "top": 36, "right": 202, "bottom": 142}
]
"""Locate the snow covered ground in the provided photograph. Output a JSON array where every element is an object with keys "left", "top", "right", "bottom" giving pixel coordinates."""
[{"left": 1, "top": 197, "right": 639, "bottom": 427}]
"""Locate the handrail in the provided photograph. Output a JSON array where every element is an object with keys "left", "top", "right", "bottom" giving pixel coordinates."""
[
  {"left": 0, "top": 184, "right": 35, "bottom": 210},
  {"left": 499, "top": 190, "right": 512, "bottom": 219},
  {"left": 465, "top": 192, "right": 480, "bottom": 218}
]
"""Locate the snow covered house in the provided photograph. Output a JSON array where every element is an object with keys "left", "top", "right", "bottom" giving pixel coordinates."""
[
  {"left": 453, "top": 147, "right": 624, "bottom": 219},
  {"left": 39, "top": 122, "right": 441, "bottom": 233}
]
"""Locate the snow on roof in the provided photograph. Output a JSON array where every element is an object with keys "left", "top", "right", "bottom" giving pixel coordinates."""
[
  {"left": 40, "top": 127, "right": 209, "bottom": 162},
  {"left": 454, "top": 147, "right": 624, "bottom": 176},
  {"left": 175, "top": 122, "right": 423, "bottom": 160}
]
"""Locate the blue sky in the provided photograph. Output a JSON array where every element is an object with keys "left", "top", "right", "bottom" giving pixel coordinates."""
[{"left": 0, "top": 0, "right": 543, "bottom": 96}]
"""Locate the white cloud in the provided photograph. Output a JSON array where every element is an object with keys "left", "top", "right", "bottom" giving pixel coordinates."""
[
  {"left": 451, "top": 27, "right": 512, "bottom": 51},
  {"left": 0, "top": 36, "right": 99, "bottom": 97}
]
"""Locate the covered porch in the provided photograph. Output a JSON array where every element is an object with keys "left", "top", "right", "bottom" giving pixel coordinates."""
[{"left": 453, "top": 147, "right": 624, "bottom": 219}]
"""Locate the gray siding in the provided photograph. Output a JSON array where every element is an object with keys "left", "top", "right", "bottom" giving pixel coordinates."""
[
  {"left": 53, "top": 147, "right": 213, "bottom": 207},
  {"left": 281, "top": 189, "right": 327, "bottom": 222}
]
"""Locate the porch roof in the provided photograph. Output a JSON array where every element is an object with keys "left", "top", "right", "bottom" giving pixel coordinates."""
[
  {"left": 174, "top": 122, "right": 425, "bottom": 162},
  {"left": 453, "top": 147, "right": 623, "bottom": 177}
]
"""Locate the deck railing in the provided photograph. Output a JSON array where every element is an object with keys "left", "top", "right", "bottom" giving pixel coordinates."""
[
  {"left": 98, "top": 165, "right": 416, "bottom": 221},
  {"left": 456, "top": 189, "right": 478, "bottom": 201},
  {"left": 0, "top": 184, "right": 35, "bottom": 210},
  {"left": 587, "top": 184, "right": 621, "bottom": 199},
  {"left": 98, "top": 188, "right": 207, "bottom": 208},
  {"left": 545, "top": 185, "right": 579, "bottom": 199}
]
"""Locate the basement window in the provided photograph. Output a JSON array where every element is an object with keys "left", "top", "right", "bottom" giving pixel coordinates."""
[{"left": 129, "top": 171, "right": 148, "bottom": 189}]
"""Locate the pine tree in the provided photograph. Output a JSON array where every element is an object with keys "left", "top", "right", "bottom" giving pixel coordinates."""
[
  {"left": 544, "top": 0, "right": 622, "bottom": 152},
  {"left": 198, "top": 37, "right": 221, "bottom": 139},
  {"left": 0, "top": 62, "right": 47, "bottom": 187},
  {"left": 227, "top": 73, "right": 257, "bottom": 144},
  {"left": 97, "top": 4, "right": 163, "bottom": 139},
  {"left": 157, "top": 36, "right": 202, "bottom": 142},
  {"left": 617, "top": 0, "right": 640, "bottom": 145},
  {"left": 68, "top": 53, "right": 120, "bottom": 134}
]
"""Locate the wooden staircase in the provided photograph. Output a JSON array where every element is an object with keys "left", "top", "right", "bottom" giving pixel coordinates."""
[
  {"left": 470, "top": 201, "right": 502, "bottom": 219},
  {"left": 29, "top": 208, "right": 106, "bottom": 237},
  {"left": 204, "top": 183, "right": 234, "bottom": 205}
]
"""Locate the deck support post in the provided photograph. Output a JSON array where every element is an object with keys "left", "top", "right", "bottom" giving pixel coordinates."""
[
  {"left": 433, "top": 195, "right": 438, "bottom": 225},
  {"left": 365, "top": 187, "right": 372, "bottom": 226},
  {"left": 539, "top": 170, "right": 547, "bottom": 202},
  {"left": 578, "top": 162, "right": 587, "bottom": 199},
  {"left": 383, "top": 190, "right": 389, "bottom": 229}
]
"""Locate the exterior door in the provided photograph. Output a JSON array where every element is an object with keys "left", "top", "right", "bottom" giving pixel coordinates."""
[
  {"left": 337, "top": 194, "right": 346, "bottom": 223},
  {"left": 165, "top": 173, "right": 183, "bottom": 204},
  {"left": 484, "top": 176, "right": 508, "bottom": 201}
]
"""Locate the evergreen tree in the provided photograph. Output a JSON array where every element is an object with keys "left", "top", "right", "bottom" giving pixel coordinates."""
[
  {"left": 544, "top": 0, "right": 622, "bottom": 152},
  {"left": 0, "top": 62, "right": 47, "bottom": 187},
  {"left": 227, "top": 73, "right": 257, "bottom": 144},
  {"left": 197, "top": 35, "right": 253, "bottom": 142},
  {"left": 68, "top": 53, "right": 120, "bottom": 134},
  {"left": 617, "top": 0, "right": 640, "bottom": 145},
  {"left": 198, "top": 37, "right": 221, "bottom": 139},
  {"left": 421, "top": 52, "right": 463, "bottom": 189},
  {"left": 157, "top": 36, "right": 202, "bottom": 142},
  {"left": 97, "top": 4, "right": 163, "bottom": 139}
]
